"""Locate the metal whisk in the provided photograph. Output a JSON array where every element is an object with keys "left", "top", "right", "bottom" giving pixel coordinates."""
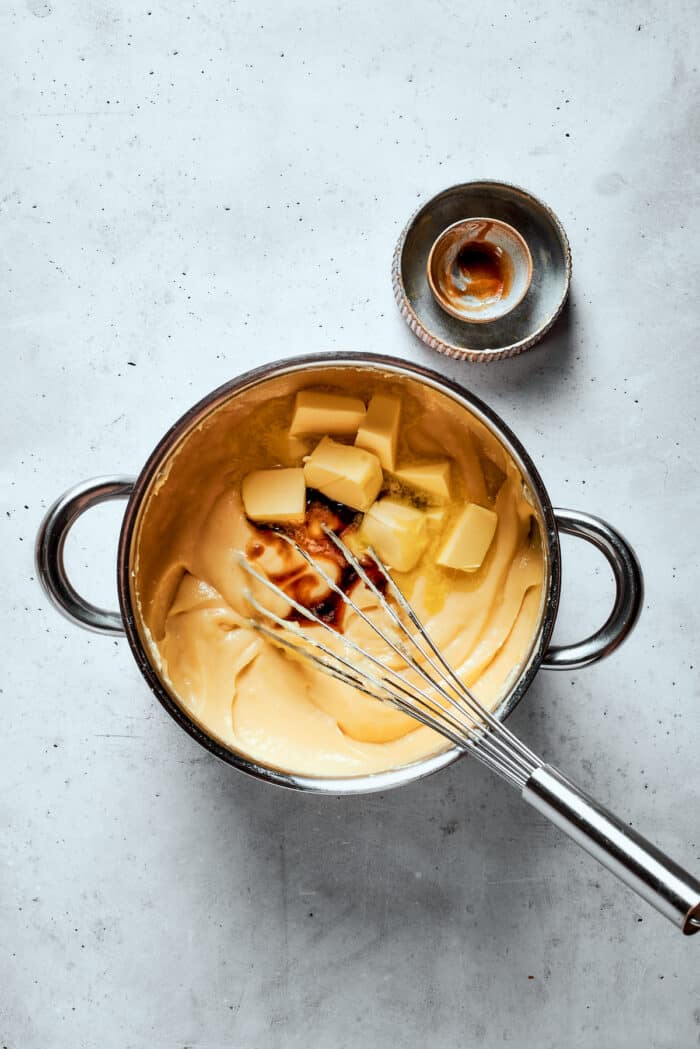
[{"left": 240, "top": 527, "right": 700, "bottom": 935}]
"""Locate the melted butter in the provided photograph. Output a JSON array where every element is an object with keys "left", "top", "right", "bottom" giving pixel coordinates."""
[{"left": 142, "top": 379, "right": 546, "bottom": 778}]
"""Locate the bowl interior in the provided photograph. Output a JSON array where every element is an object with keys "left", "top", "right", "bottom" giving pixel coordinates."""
[
  {"left": 395, "top": 181, "right": 571, "bottom": 360},
  {"left": 124, "top": 358, "right": 556, "bottom": 792},
  {"left": 427, "top": 218, "right": 533, "bottom": 324}
]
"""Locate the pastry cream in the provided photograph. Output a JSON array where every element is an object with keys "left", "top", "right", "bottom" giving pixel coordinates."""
[{"left": 134, "top": 372, "right": 546, "bottom": 778}]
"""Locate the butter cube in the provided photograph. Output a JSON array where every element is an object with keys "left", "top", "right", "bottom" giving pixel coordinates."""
[
  {"left": 394, "top": 459, "right": 452, "bottom": 504},
  {"left": 290, "top": 390, "right": 366, "bottom": 437},
  {"left": 265, "top": 433, "right": 311, "bottom": 466},
  {"left": 437, "top": 503, "right": 497, "bottom": 572},
  {"left": 355, "top": 394, "right": 401, "bottom": 470},
  {"left": 303, "top": 436, "right": 383, "bottom": 511},
  {"left": 241, "top": 468, "right": 306, "bottom": 525},
  {"left": 361, "top": 497, "right": 428, "bottom": 573}
]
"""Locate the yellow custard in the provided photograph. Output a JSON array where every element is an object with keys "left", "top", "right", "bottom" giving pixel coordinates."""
[{"left": 133, "top": 373, "right": 546, "bottom": 778}]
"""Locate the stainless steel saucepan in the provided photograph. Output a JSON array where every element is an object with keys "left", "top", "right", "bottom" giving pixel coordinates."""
[{"left": 36, "top": 353, "right": 643, "bottom": 795}]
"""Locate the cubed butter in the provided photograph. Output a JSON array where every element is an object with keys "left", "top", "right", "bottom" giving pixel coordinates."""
[
  {"left": 289, "top": 390, "right": 366, "bottom": 437},
  {"left": 355, "top": 394, "right": 401, "bottom": 470},
  {"left": 303, "top": 436, "right": 382, "bottom": 511},
  {"left": 241, "top": 468, "right": 306, "bottom": 525},
  {"left": 265, "top": 433, "right": 311, "bottom": 466},
  {"left": 437, "top": 503, "right": 497, "bottom": 572},
  {"left": 394, "top": 459, "right": 452, "bottom": 504},
  {"left": 360, "top": 497, "right": 428, "bottom": 573}
]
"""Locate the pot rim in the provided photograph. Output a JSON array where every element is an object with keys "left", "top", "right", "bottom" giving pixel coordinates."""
[{"left": 117, "top": 352, "right": 561, "bottom": 794}]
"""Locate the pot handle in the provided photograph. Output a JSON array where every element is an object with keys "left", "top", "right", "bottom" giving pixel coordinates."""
[
  {"left": 35, "top": 476, "right": 135, "bottom": 635},
  {"left": 541, "top": 508, "right": 643, "bottom": 670}
]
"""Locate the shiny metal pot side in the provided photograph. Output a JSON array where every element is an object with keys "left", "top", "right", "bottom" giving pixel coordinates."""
[{"left": 36, "top": 353, "right": 643, "bottom": 794}]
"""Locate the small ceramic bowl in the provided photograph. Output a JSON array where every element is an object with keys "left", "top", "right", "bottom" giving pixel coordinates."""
[{"left": 426, "top": 217, "right": 533, "bottom": 324}]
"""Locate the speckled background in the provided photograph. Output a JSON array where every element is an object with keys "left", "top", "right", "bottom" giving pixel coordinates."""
[{"left": 3, "top": 1, "right": 700, "bottom": 1046}]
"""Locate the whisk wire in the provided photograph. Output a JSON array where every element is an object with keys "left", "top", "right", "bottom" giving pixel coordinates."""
[
  {"left": 322, "top": 527, "right": 541, "bottom": 774},
  {"left": 246, "top": 595, "right": 529, "bottom": 786},
  {"left": 245, "top": 543, "right": 532, "bottom": 783},
  {"left": 249, "top": 617, "right": 471, "bottom": 751},
  {"left": 242, "top": 574, "right": 516, "bottom": 772},
  {"left": 237, "top": 530, "right": 700, "bottom": 932},
  {"left": 239, "top": 535, "right": 537, "bottom": 786},
  {"left": 364, "top": 547, "right": 534, "bottom": 732}
]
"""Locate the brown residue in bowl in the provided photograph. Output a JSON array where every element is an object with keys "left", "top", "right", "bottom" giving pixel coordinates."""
[
  {"left": 245, "top": 493, "right": 386, "bottom": 630},
  {"left": 450, "top": 239, "right": 513, "bottom": 305}
]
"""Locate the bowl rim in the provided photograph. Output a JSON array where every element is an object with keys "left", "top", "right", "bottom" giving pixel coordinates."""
[
  {"left": 393, "top": 179, "right": 572, "bottom": 362},
  {"left": 426, "top": 216, "right": 534, "bottom": 325},
  {"left": 117, "top": 352, "right": 561, "bottom": 794}
]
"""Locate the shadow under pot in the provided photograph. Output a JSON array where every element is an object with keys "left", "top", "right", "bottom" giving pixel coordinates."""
[{"left": 38, "top": 364, "right": 700, "bottom": 938}]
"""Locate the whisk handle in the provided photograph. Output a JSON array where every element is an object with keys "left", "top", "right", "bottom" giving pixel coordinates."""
[{"left": 523, "top": 765, "right": 700, "bottom": 934}]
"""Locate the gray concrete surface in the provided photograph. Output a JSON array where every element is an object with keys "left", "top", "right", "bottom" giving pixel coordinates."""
[{"left": 3, "top": 1, "right": 700, "bottom": 1046}]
